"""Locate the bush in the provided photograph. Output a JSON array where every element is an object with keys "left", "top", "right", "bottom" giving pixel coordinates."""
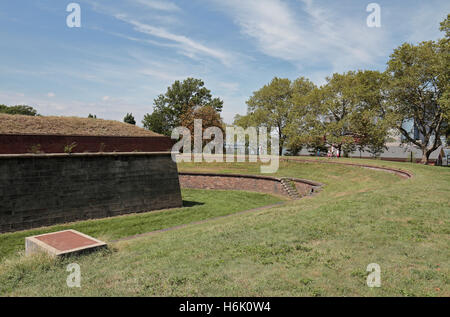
[{"left": 64, "top": 142, "right": 77, "bottom": 154}]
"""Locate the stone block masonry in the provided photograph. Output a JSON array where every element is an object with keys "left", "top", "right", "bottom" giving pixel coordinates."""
[{"left": 0, "top": 152, "right": 182, "bottom": 233}]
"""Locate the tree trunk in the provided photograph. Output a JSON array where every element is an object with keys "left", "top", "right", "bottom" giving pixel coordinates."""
[
  {"left": 420, "top": 148, "right": 431, "bottom": 165},
  {"left": 278, "top": 129, "right": 284, "bottom": 156},
  {"left": 420, "top": 153, "right": 428, "bottom": 164}
]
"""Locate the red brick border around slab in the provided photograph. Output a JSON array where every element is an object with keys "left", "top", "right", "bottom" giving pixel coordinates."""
[
  {"left": 179, "top": 172, "right": 323, "bottom": 200},
  {"left": 25, "top": 230, "right": 107, "bottom": 257}
]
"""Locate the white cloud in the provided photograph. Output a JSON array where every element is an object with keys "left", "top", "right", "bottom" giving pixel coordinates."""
[
  {"left": 219, "top": 94, "right": 249, "bottom": 124},
  {"left": 231, "top": 0, "right": 303, "bottom": 60},
  {"left": 102, "top": 96, "right": 110, "bottom": 101},
  {"left": 133, "top": 0, "right": 180, "bottom": 12},
  {"left": 47, "top": 92, "right": 55, "bottom": 98},
  {"left": 209, "top": 0, "right": 391, "bottom": 76},
  {"left": 115, "top": 14, "right": 233, "bottom": 66},
  {"left": 139, "top": 68, "right": 188, "bottom": 81},
  {"left": 0, "top": 90, "right": 150, "bottom": 124},
  {"left": 402, "top": 4, "right": 449, "bottom": 42},
  {"left": 218, "top": 82, "right": 240, "bottom": 93},
  {"left": 0, "top": 91, "right": 78, "bottom": 114}
]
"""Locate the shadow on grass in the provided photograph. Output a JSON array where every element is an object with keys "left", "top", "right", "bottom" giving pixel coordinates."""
[{"left": 182, "top": 200, "right": 205, "bottom": 207}]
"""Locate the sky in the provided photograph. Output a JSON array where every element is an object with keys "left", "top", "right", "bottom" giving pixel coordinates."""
[{"left": 0, "top": 0, "right": 449, "bottom": 125}]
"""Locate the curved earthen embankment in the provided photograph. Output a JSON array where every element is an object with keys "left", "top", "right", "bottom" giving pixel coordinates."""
[
  {"left": 179, "top": 172, "right": 323, "bottom": 200},
  {"left": 282, "top": 158, "right": 413, "bottom": 179},
  {"left": 179, "top": 159, "right": 412, "bottom": 200},
  {"left": 115, "top": 162, "right": 411, "bottom": 242}
]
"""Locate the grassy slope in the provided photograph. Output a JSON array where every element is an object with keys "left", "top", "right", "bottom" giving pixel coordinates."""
[
  {"left": 0, "top": 159, "right": 448, "bottom": 296},
  {"left": 0, "top": 113, "right": 161, "bottom": 136},
  {"left": 0, "top": 189, "right": 282, "bottom": 261}
]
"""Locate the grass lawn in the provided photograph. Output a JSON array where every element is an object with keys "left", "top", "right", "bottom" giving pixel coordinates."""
[
  {"left": 0, "top": 158, "right": 448, "bottom": 296},
  {"left": 0, "top": 189, "right": 282, "bottom": 261}
]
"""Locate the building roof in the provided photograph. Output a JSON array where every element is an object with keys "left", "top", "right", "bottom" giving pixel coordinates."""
[{"left": 0, "top": 114, "right": 163, "bottom": 137}]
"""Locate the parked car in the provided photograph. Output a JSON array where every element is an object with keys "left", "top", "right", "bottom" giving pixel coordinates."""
[{"left": 436, "top": 147, "right": 450, "bottom": 166}]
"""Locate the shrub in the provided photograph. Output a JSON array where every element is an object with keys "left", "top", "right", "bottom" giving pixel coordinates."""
[
  {"left": 27, "top": 144, "right": 43, "bottom": 154},
  {"left": 64, "top": 142, "right": 77, "bottom": 154}
]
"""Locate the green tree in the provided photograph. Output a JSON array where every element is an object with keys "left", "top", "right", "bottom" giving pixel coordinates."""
[
  {"left": 240, "top": 77, "right": 316, "bottom": 155},
  {"left": 232, "top": 114, "right": 260, "bottom": 155},
  {"left": 351, "top": 71, "right": 393, "bottom": 157},
  {"left": 350, "top": 108, "right": 391, "bottom": 158},
  {"left": 440, "top": 14, "right": 449, "bottom": 38},
  {"left": 0, "top": 104, "right": 38, "bottom": 116},
  {"left": 233, "top": 114, "right": 254, "bottom": 129},
  {"left": 386, "top": 19, "right": 449, "bottom": 163},
  {"left": 439, "top": 14, "right": 450, "bottom": 146},
  {"left": 288, "top": 70, "right": 390, "bottom": 157},
  {"left": 180, "top": 105, "right": 224, "bottom": 150},
  {"left": 307, "top": 71, "right": 361, "bottom": 155},
  {"left": 143, "top": 78, "right": 223, "bottom": 136},
  {"left": 284, "top": 78, "right": 321, "bottom": 155},
  {"left": 142, "top": 110, "right": 172, "bottom": 136},
  {"left": 123, "top": 113, "right": 136, "bottom": 125}
]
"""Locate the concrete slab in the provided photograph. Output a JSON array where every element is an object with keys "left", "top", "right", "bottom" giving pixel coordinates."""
[{"left": 25, "top": 230, "right": 106, "bottom": 257}]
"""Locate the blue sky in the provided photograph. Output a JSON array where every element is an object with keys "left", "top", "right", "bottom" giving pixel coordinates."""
[{"left": 0, "top": 0, "right": 449, "bottom": 125}]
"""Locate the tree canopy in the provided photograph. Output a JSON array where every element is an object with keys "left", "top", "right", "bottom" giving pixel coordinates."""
[
  {"left": 0, "top": 104, "right": 38, "bottom": 116},
  {"left": 385, "top": 20, "right": 449, "bottom": 163},
  {"left": 235, "top": 15, "right": 449, "bottom": 164},
  {"left": 235, "top": 77, "right": 316, "bottom": 155},
  {"left": 123, "top": 113, "right": 136, "bottom": 125},
  {"left": 281, "top": 71, "right": 390, "bottom": 157},
  {"left": 143, "top": 78, "right": 224, "bottom": 136}
]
